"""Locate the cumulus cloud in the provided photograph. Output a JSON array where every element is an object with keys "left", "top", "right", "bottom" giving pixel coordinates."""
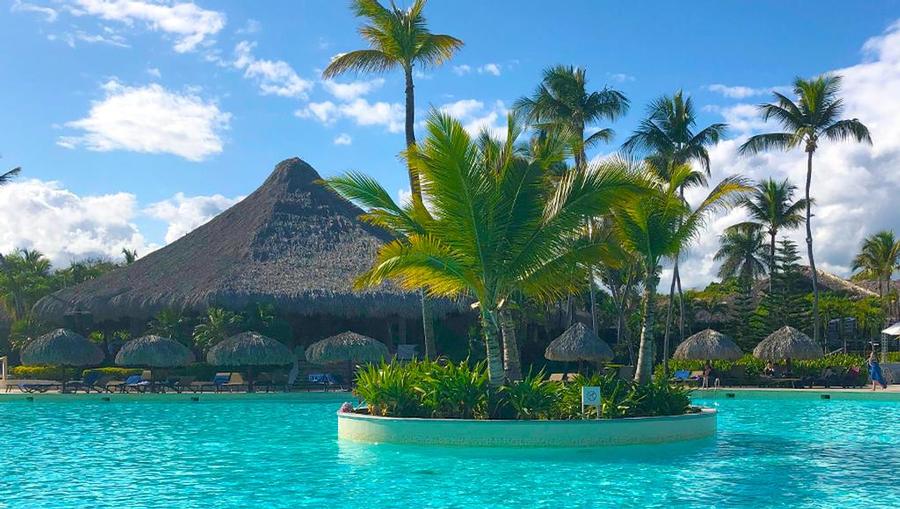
[
  {"left": 706, "top": 83, "right": 789, "bottom": 99},
  {"left": 68, "top": 0, "right": 226, "bottom": 53},
  {"left": 478, "top": 63, "right": 501, "bottom": 76},
  {"left": 452, "top": 64, "right": 471, "bottom": 76},
  {"left": 0, "top": 179, "right": 148, "bottom": 266},
  {"left": 438, "top": 99, "right": 508, "bottom": 138},
  {"left": 144, "top": 192, "right": 242, "bottom": 243},
  {"left": 296, "top": 98, "right": 404, "bottom": 133},
  {"left": 607, "top": 72, "right": 635, "bottom": 83},
  {"left": 676, "top": 19, "right": 900, "bottom": 289},
  {"left": 321, "top": 78, "right": 384, "bottom": 101},
  {"left": 146, "top": 67, "right": 161, "bottom": 78},
  {"left": 233, "top": 41, "right": 313, "bottom": 99},
  {"left": 333, "top": 133, "right": 352, "bottom": 146},
  {"left": 58, "top": 80, "right": 231, "bottom": 161}
]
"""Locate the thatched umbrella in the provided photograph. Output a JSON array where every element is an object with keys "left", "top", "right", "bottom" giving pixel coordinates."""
[
  {"left": 545, "top": 323, "right": 613, "bottom": 373},
  {"left": 33, "top": 158, "right": 461, "bottom": 325},
  {"left": 21, "top": 328, "right": 104, "bottom": 367},
  {"left": 115, "top": 335, "right": 195, "bottom": 367},
  {"left": 207, "top": 332, "right": 294, "bottom": 391},
  {"left": 673, "top": 329, "right": 743, "bottom": 361},
  {"left": 753, "top": 326, "right": 823, "bottom": 361},
  {"left": 305, "top": 331, "right": 390, "bottom": 365}
]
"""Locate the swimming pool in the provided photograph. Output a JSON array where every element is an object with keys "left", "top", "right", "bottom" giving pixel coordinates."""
[{"left": 1, "top": 393, "right": 897, "bottom": 508}]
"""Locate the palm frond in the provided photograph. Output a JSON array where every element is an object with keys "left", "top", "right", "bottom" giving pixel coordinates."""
[{"left": 322, "top": 49, "right": 398, "bottom": 78}]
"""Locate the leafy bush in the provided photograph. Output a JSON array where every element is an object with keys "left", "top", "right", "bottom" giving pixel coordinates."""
[
  {"left": 81, "top": 367, "right": 141, "bottom": 379},
  {"left": 656, "top": 353, "right": 867, "bottom": 381},
  {"left": 886, "top": 352, "right": 900, "bottom": 362},
  {"left": 11, "top": 365, "right": 78, "bottom": 380},
  {"left": 354, "top": 360, "right": 695, "bottom": 420},
  {"left": 502, "top": 370, "right": 558, "bottom": 420}
]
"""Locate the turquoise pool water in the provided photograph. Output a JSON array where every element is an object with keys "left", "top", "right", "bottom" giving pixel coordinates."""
[{"left": 1, "top": 393, "right": 897, "bottom": 508}]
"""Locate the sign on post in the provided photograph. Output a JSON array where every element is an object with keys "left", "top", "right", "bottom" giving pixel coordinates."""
[{"left": 581, "top": 386, "right": 601, "bottom": 419}]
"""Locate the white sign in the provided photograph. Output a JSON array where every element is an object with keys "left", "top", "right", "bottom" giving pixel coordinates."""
[{"left": 582, "top": 386, "right": 601, "bottom": 407}]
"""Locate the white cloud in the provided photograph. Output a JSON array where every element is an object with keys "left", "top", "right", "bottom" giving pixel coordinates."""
[
  {"left": 11, "top": 0, "right": 58, "bottom": 22},
  {"left": 296, "top": 98, "right": 404, "bottom": 133},
  {"left": 146, "top": 67, "right": 161, "bottom": 78},
  {"left": 144, "top": 192, "right": 241, "bottom": 243},
  {"left": 321, "top": 78, "right": 384, "bottom": 101},
  {"left": 705, "top": 83, "right": 789, "bottom": 99},
  {"left": 676, "top": 19, "right": 900, "bottom": 289},
  {"left": 439, "top": 99, "right": 483, "bottom": 119},
  {"left": 478, "top": 63, "right": 501, "bottom": 76},
  {"left": 69, "top": 29, "right": 130, "bottom": 47},
  {"left": 0, "top": 179, "right": 149, "bottom": 266},
  {"left": 333, "top": 133, "right": 352, "bottom": 146},
  {"left": 237, "top": 18, "right": 260, "bottom": 35},
  {"left": 68, "top": 0, "right": 226, "bottom": 53},
  {"left": 452, "top": 64, "right": 471, "bottom": 76},
  {"left": 607, "top": 72, "right": 635, "bottom": 83},
  {"left": 59, "top": 80, "right": 231, "bottom": 161},
  {"left": 438, "top": 99, "right": 508, "bottom": 138},
  {"left": 702, "top": 103, "right": 767, "bottom": 135},
  {"left": 233, "top": 41, "right": 313, "bottom": 99}
]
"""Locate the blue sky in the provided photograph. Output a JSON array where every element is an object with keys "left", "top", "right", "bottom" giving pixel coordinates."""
[{"left": 3, "top": 0, "right": 900, "bottom": 288}]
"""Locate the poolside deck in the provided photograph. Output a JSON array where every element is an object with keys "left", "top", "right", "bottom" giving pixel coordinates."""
[{"left": 692, "top": 385, "right": 900, "bottom": 401}]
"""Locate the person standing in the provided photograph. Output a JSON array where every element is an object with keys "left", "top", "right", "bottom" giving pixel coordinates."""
[{"left": 868, "top": 351, "right": 888, "bottom": 391}]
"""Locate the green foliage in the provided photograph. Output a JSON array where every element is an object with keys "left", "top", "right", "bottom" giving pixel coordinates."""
[
  {"left": 147, "top": 309, "right": 190, "bottom": 345},
  {"left": 502, "top": 369, "right": 558, "bottom": 420},
  {"left": 886, "top": 352, "right": 900, "bottom": 362},
  {"left": 82, "top": 367, "right": 141, "bottom": 379},
  {"left": 419, "top": 360, "right": 489, "bottom": 419},
  {"left": 11, "top": 365, "right": 77, "bottom": 380},
  {"left": 658, "top": 353, "right": 867, "bottom": 380},
  {"left": 630, "top": 379, "right": 691, "bottom": 417},
  {"left": 354, "top": 361, "right": 427, "bottom": 418},
  {"left": 192, "top": 307, "right": 242, "bottom": 352}
]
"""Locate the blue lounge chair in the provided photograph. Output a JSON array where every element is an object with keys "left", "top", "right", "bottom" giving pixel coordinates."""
[
  {"left": 17, "top": 381, "right": 60, "bottom": 393},
  {"left": 671, "top": 370, "right": 691, "bottom": 382},
  {"left": 66, "top": 372, "right": 110, "bottom": 393},
  {"left": 189, "top": 373, "right": 231, "bottom": 393}
]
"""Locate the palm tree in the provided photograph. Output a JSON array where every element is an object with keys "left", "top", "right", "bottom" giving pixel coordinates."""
[
  {"left": 514, "top": 65, "right": 629, "bottom": 334},
  {"left": 851, "top": 230, "right": 900, "bottom": 299},
  {"left": 612, "top": 163, "right": 747, "bottom": 383},
  {"left": 739, "top": 75, "right": 872, "bottom": 343},
  {"left": 514, "top": 65, "right": 629, "bottom": 170},
  {"left": 324, "top": 112, "right": 643, "bottom": 385},
  {"left": 715, "top": 223, "right": 768, "bottom": 283},
  {"left": 622, "top": 91, "right": 727, "bottom": 353},
  {"left": 122, "top": 248, "right": 138, "bottom": 265},
  {"left": 193, "top": 307, "right": 242, "bottom": 353},
  {"left": 737, "top": 178, "right": 807, "bottom": 292},
  {"left": 0, "top": 166, "right": 20, "bottom": 185},
  {"left": 322, "top": 0, "right": 462, "bottom": 359},
  {"left": 0, "top": 249, "right": 52, "bottom": 320}
]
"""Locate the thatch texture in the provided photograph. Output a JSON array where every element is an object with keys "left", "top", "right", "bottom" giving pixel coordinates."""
[
  {"left": 673, "top": 329, "right": 743, "bottom": 360},
  {"left": 33, "top": 158, "right": 460, "bottom": 324},
  {"left": 753, "top": 326, "right": 823, "bottom": 360},
  {"left": 305, "top": 331, "right": 389, "bottom": 364},
  {"left": 206, "top": 332, "right": 294, "bottom": 366},
  {"left": 115, "top": 335, "right": 195, "bottom": 367},
  {"left": 20, "top": 328, "right": 104, "bottom": 367},
  {"left": 544, "top": 323, "right": 613, "bottom": 362}
]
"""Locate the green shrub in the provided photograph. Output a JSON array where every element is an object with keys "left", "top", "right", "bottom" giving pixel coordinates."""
[
  {"left": 656, "top": 353, "right": 866, "bottom": 381},
  {"left": 81, "top": 367, "right": 142, "bottom": 379},
  {"left": 502, "top": 370, "right": 558, "bottom": 420},
  {"left": 629, "top": 379, "right": 691, "bottom": 417},
  {"left": 10, "top": 365, "right": 78, "bottom": 380},
  {"left": 418, "top": 359, "right": 489, "bottom": 419},
  {"left": 886, "top": 352, "right": 900, "bottom": 362},
  {"left": 354, "top": 361, "right": 426, "bottom": 417}
]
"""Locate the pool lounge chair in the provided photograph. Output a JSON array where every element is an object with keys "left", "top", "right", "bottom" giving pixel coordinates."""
[
  {"left": 17, "top": 380, "right": 61, "bottom": 393},
  {"left": 548, "top": 373, "right": 567, "bottom": 382},
  {"left": 671, "top": 370, "right": 691, "bottom": 382},
  {"left": 66, "top": 372, "right": 111, "bottom": 393},
  {"left": 160, "top": 376, "right": 195, "bottom": 393},
  {"left": 190, "top": 373, "right": 232, "bottom": 393},
  {"left": 222, "top": 373, "right": 247, "bottom": 392}
]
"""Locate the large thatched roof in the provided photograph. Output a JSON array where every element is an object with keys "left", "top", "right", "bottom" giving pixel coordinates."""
[
  {"left": 544, "top": 322, "right": 613, "bottom": 362},
  {"left": 673, "top": 329, "right": 743, "bottom": 361},
  {"left": 21, "top": 328, "right": 104, "bottom": 367},
  {"left": 206, "top": 331, "right": 294, "bottom": 367},
  {"left": 305, "top": 331, "right": 389, "bottom": 364},
  {"left": 115, "top": 335, "right": 195, "bottom": 367},
  {"left": 753, "top": 326, "right": 823, "bottom": 360},
  {"left": 34, "top": 158, "right": 454, "bottom": 323}
]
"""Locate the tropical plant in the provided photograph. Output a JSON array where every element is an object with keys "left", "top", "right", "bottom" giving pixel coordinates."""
[
  {"left": 0, "top": 166, "right": 20, "bottom": 185},
  {"left": 0, "top": 249, "right": 53, "bottom": 320},
  {"left": 147, "top": 309, "right": 188, "bottom": 345},
  {"left": 851, "top": 230, "right": 900, "bottom": 299},
  {"left": 612, "top": 163, "right": 748, "bottom": 382},
  {"left": 325, "top": 112, "right": 643, "bottom": 385},
  {"left": 630, "top": 378, "right": 690, "bottom": 417},
  {"left": 715, "top": 223, "right": 768, "bottom": 283},
  {"left": 502, "top": 369, "right": 559, "bottom": 420},
  {"left": 122, "top": 248, "right": 138, "bottom": 265},
  {"left": 354, "top": 360, "right": 426, "bottom": 417},
  {"left": 323, "top": 0, "right": 462, "bottom": 359},
  {"left": 736, "top": 178, "right": 808, "bottom": 291},
  {"left": 739, "top": 74, "right": 872, "bottom": 343},
  {"left": 622, "top": 90, "right": 728, "bottom": 356},
  {"left": 192, "top": 307, "right": 242, "bottom": 352},
  {"left": 418, "top": 359, "right": 490, "bottom": 419},
  {"left": 55, "top": 257, "right": 118, "bottom": 288}
]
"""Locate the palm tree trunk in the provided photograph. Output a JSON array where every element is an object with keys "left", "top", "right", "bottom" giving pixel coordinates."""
[
  {"left": 404, "top": 64, "right": 435, "bottom": 358},
  {"left": 500, "top": 309, "right": 522, "bottom": 381},
  {"left": 769, "top": 229, "right": 777, "bottom": 293},
  {"left": 805, "top": 149, "right": 820, "bottom": 344},
  {"left": 676, "top": 268, "right": 686, "bottom": 342},
  {"left": 481, "top": 309, "right": 505, "bottom": 387},
  {"left": 662, "top": 267, "right": 677, "bottom": 378},
  {"left": 635, "top": 273, "right": 658, "bottom": 384}
]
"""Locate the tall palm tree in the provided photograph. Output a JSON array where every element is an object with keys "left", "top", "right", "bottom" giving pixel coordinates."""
[
  {"left": 322, "top": 0, "right": 463, "bottom": 359},
  {"left": 325, "top": 112, "right": 643, "bottom": 385},
  {"left": 514, "top": 65, "right": 629, "bottom": 333},
  {"left": 737, "top": 178, "right": 807, "bottom": 292},
  {"left": 622, "top": 91, "right": 727, "bottom": 354},
  {"left": 0, "top": 166, "right": 20, "bottom": 185},
  {"left": 851, "top": 230, "right": 900, "bottom": 299},
  {"left": 714, "top": 223, "right": 768, "bottom": 283},
  {"left": 739, "top": 75, "right": 872, "bottom": 343},
  {"left": 612, "top": 163, "right": 748, "bottom": 383}
]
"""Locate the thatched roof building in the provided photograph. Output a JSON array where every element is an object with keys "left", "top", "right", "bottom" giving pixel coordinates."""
[
  {"left": 21, "top": 328, "right": 104, "bottom": 367},
  {"left": 544, "top": 323, "right": 614, "bottom": 362},
  {"left": 305, "top": 331, "right": 389, "bottom": 364},
  {"left": 753, "top": 326, "right": 823, "bottom": 360},
  {"left": 207, "top": 332, "right": 295, "bottom": 367},
  {"left": 115, "top": 335, "right": 195, "bottom": 367},
  {"left": 33, "top": 158, "right": 456, "bottom": 325},
  {"left": 673, "top": 329, "right": 743, "bottom": 361}
]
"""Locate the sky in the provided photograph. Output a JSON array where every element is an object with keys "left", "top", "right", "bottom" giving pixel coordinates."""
[{"left": 2, "top": 0, "right": 900, "bottom": 290}]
